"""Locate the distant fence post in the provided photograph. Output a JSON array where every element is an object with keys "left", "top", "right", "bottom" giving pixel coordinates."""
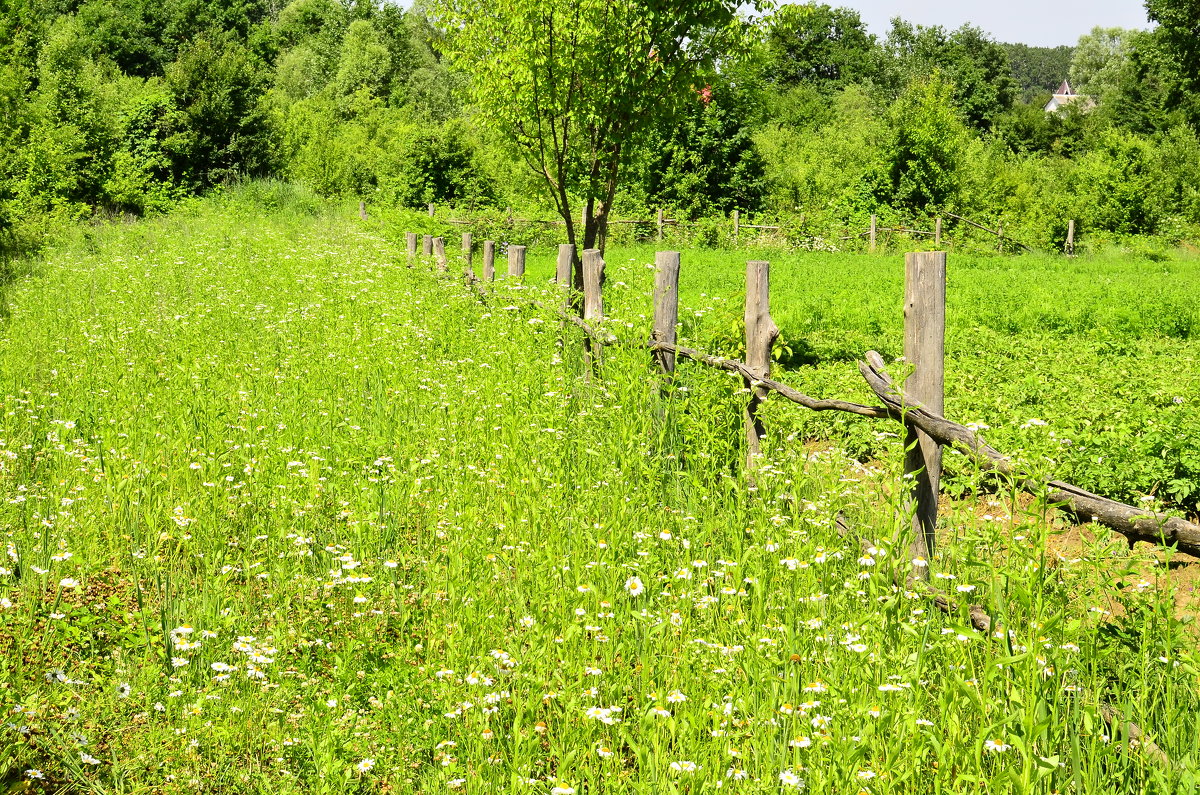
[
  {"left": 733, "top": 210, "right": 740, "bottom": 246},
  {"left": 428, "top": 203, "right": 436, "bottom": 218},
  {"left": 422, "top": 234, "right": 433, "bottom": 258},
  {"left": 934, "top": 218, "right": 942, "bottom": 248},
  {"left": 656, "top": 208, "right": 665, "bottom": 242},
  {"left": 903, "top": 251, "right": 946, "bottom": 583},
  {"left": 359, "top": 201, "right": 368, "bottom": 221},
  {"left": 583, "top": 249, "right": 605, "bottom": 372},
  {"left": 652, "top": 251, "right": 681, "bottom": 379},
  {"left": 555, "top": 244, "right": 575, "bottom": 286},
  {"left": 869, "top": 214, "right": 878, "bottom": 253},
  {"left": 508, "top": 245, "right": 526, "bottom": 281},
  {"left": 462, "top": 232, "right": 473, "bottom": 278},
  {"left": 1066, "top": 220, "right": 1076, "bottom": 256},
  {"left": 744, "top": 260, "right": 780, "bottom": 472},
  {"left": 406, "top": 232, "right": 417, "bottom": 264},
  {"left": 433, "top": 237, "right": 448, "bottom": 272},
  {"left": 997, "top": 223, "right": 1004, "bottom": 253},
  {"left": 483, "top": 240, "right": 496, "bottom": 282}
]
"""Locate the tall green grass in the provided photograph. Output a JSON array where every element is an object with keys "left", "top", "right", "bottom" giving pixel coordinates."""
[{"left": 0, "top": 191, "right": 1196, "bottom": 793}]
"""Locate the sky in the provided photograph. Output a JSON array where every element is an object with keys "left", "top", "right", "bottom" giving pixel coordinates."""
[{"left": 789, "top": 0, "right": 1151, "bottom": 47}]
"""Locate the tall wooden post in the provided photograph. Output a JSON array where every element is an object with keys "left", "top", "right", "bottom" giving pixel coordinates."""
[
  {"left": 462, "top": 232, "right": 474, "bottom": 278},
  {"left": 903, "top": 251, "right": 946, "bottom": 583},
  {"left": 428, "top": 203, "right": 436, "bottom": 218},
  {"left": 422, "top": 234, "right": 433, "bottom": 258},
  {"left": 1066, "top": 220, "right": 1076, "bottom": 256},
  {"left": 433, "top": 237, "right": 448, "bottom": 272},
  {"left": 934, "top": 218, "right": 943, "bottom": 248},
  {"left": 869, "top": 215, "right": 878, "bottom": 253},
  {"left": 405, "top": 232, "right": 417, "bottom": 264},
  {"left": 508, "top": 245, "right": 526, "bottom": 281},
  {"left": 656, "top": 209, "right": 665, "bottom": 242},
  {"left": 483, "top": 241, "right": 496, "bottom": 282},
  {"left": 744, "top": 261, "right": 780, "bottom": 471},
  {"left": 733, "top": 210, "right": 740, "bottom": 246},
  {"left": 358, "top": 201, "right": 368, "bottom": 221},
  {"left": 652, "top": 252, "right": 681, "bottom": 378},
  {"left": 555, "top": 244, "right": 575, "bottom": 286},
  {"left": 582, "top": 249, "right": 605, "bottom": 371}
]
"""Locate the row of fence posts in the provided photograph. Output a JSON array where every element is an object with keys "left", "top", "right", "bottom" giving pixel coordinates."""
[
  {"left": 405, "top": 230, "right": 949, "bottom": 582},
  {"left": 403, "top": 202, "right": 1078, "bottom": 255}
]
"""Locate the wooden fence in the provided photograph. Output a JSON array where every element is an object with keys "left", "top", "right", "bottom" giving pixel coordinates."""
[
  {"left": 398, "top": 228, "right": 1191, "bottom": 765},
  {"left": 374, "top": 201, "right": 1081, "bottom": 254},
  {"left": 401, "top": 231, "right": 1200, "bottom": 571}
]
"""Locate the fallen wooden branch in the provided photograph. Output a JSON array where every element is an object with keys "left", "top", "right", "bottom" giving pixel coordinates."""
[
  {"left": 944, "top": 212, "right": 1033, "bottom": 252},
  {"left": 858, "top": 351, "right": 1200, "bottom": 557}
]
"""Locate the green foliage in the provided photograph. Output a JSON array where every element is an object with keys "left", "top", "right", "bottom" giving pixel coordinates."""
[
  {"left": 1002, "top": 42, "right": 1074, "bottom": 102},
  {"left": 880, "top": 75, "right": 969, "bottom": 211},
  {"left": 758, "top": 2, "right": 875, "bottom": 91}
]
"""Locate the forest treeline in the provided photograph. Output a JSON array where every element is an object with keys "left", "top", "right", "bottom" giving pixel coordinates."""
[{"left": 1, "top": 0, "right": 1199, "bottom": 252}]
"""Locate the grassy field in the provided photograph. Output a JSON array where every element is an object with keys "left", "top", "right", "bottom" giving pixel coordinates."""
[{"left": 2, "top": 188, "right": 1199, "bottom": 793}]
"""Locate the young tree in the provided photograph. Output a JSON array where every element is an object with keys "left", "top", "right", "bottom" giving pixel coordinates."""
[{"left": 429, "top": 0, "right": 755, "bottom": 285}]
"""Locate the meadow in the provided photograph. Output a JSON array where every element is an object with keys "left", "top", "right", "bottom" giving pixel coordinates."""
[{"left": 1, "top": 187, "right": 1199, "bottom": 793}]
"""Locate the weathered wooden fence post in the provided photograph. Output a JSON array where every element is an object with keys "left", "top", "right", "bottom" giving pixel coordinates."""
[
  {"left": 657, "top": 209, "right": 665, "bottom": 242},
  {"left": 869, "top": 214, "right": 878, "bottom": 253},
  {"left": 1066, "top": 220, "right": 1076, "bottom": 256},
  {"left": 744, "top": 260, "right": 780, "bottom": 472},
  {"left": 652, "top": 251, "right": 681, "bottom": 379},
  {"left": 733, "top": 209, "right": 740, "bottom": 246},
  {"left": 406, "top": 232, "right": 417, "bottom": 264},
  {"left": 582, "top": 249, "right": 605, "bottom": 372},
  {"left": 508, "top": 245, "right": 527, "bottom": 281},
  {"left": 996, "top": 223, "right": 1004, "bottom": 253},
  {"left": 903, "top": 251, "right": 946, "bottom": 583},
  {"left": 935, "top": 217, "right": 943, "bottom": 248},
  {"left": 483, "top": 241, "right": 496, "bottom": 282},
  {"left": 428, "top": 203, "right": 436, "bottom": 218},
  {"left": 359, "top": 201, "right": 368, "bottom": 221},
  {"left": 422, "top": 234, "right": 433, "bottom": 258},
  {"left": 555, "top": 244, "right": 575, "bottom": 286},
  {"left": 433, "top": 237, "right": 448, "bottom": 272},
  {"left": 462, "top": 232, "right": 474, "bottom": 278}
]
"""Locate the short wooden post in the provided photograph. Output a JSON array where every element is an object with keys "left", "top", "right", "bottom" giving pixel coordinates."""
[
  {"left": 656, "top": 208, "right": 665, "bottom": 242},
  {"left": 506, "top": 207, "right": 514, "bottom": 225},
  {"left": 733, "top": 209, "right": 740, "bottom": 246},
  {"left": 433, "top": 237, "right": 448, "bottom": 272},
  {"left": 935, "top": 217, "right": 943, "bottom": 248},
  {"left": 744, "top": 261, "right": 780, "bottom": 472},
  {"left": 422, "top": 234, "right": 433, "bottom": 258},
  {"left": 582, "top": 249, "right": 605, "bottom": 371},
  {"left": 555, "top": 244, "right": 575, "bottom": 286},
  {"left": 869, "top": 214, "right": 878, "bottom": 253},
  {"left": 903, "top": 251, "right": 946, "bottom": 583},
  {"left": 508, "top": 245, "right": 526, "bottom": 281},
  {"left": 406, "top": 232, "right": 417, "bottom": 263},
  {"left": 483, "top": 240, "right": 496, "bottom": 282},
  {"left": 996, "top": 223, "right": 1004, "bottom": 253},
  {"left": 358, "top": 201, "right": 368, "bottom": 221},
  {"left": 462, "top": 232, "right": 473, "bottom": 278},
  {"left": 1066, "top": 220, "right": 1075, "bottom": 256},
  {"left": 652, "top": 251, "right": 681, "bottom": 378},
  {"left": 428, "top": 203, "right": 435, "bottom": 218}
]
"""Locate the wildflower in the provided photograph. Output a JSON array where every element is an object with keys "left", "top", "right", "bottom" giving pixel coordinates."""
[
  {"left": 519, "top": 616, "right": 535, "bottom": 628},
  {"left": 550, "top": 787, "right": 576, "bottom": 795},
  {"left": 651, "top": 706, "right": 671, "bottom": 717},
  {"left": 353, "top": 594, "right": 368, "bottom": 604},
  {"left": 984, "top": 738, "right": 1012, "bottom": 753},
  {"left": 625, "top": 576, "right": 645, "bottom": 596},
  {"left": 669, "top": 761, "right": 698, "bottom": 773},
  {"left": 811, "top": 714, "right": 832, "bottom": 729},
  {"left": 116, "top": 683, "right": 131, "bottom": 698},
  {"left": 59, "top": 578, "right": 79, "bottom": 588},
  {"left": 916, "top": 718, "right": 934, "bottom": 727},
  {"left": 780, "top": 768, "right": 804, "bottom": 787},
  {"left": 80, "top": 753, "right": 101, "bottom": 765},
  {"left": 448, "top": 780, "right": 466, "bottom": 790},
  {"left": 597, "top": 745, "right": 613, "bottom": 758},
  {"left": 26, "top": 770, "right": 44, "bottom": 780},
  {"left": 789, "top": 736, "right": 812, "bottom": 748},
  {"left": 666, "top": 689, "right": 686, "bottom": 703}
]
